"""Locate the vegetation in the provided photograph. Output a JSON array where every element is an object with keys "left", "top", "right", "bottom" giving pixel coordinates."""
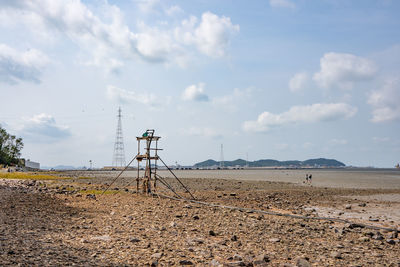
[
  {"left": 0, "top": 125, "right": 24, "bottom": 166},
  {"left": 0, "top": 172, "right": 66, "bottom": 180},
  {"left": 194, "top": 158, "right": 346, "bottom": 168}
]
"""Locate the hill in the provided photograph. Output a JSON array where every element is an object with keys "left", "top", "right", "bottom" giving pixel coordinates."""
[{"left": 194, "top": 158, "right": 345, "bottom": 168}]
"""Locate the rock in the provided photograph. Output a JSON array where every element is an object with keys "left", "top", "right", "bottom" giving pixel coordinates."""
[
  {"left": 347, "top": 223, "right": 364, "bottom": 229},
  {"left": 296, "top": 257, "right": 311, "bottom": 267},
  {"left": 86, "top": 194, "right": 96, "bottom": 200},
  {"left": 231, "top": 235, "right": 238, "bottom": 241},
  {"left": 230, "top": 193, "right": 237, "bottom": 196},
  {"left": 150, "top": 260, "right": 158, "bottom": 267},
  {"left": 386, "top": 239, "right": 395, "bottom": 245},
  {"left": 233, "top": 254, "right": 242, "bottom": 261},
  {"left": 253, "top": 253, "right": 269, "bottom": 265},
  {"left": 369, "top": 218, "right": 379, "bottom": 222},
  {"left": 358, "top": 237, "right": 369, "bottom": 242},
  {"left": 345, "top": 204, "right": 352, "bottom": 210},
  {"left": 92, "top": 235, "right": 111, "bottom": 241},
  {"left": 193, "top": 215, "right": 200, "bottom": 220},
  {"left": 209, "top": 230, "right": 216, "bottom": 236},
  {"left": 331, "top": 251, "right": 342, "bottom": 259},
  {"left": 210, "top": 259, "right": 220, "bottom": 266},
  {"left": 358, "top": 203, "right": 366, "bottom": 207},
  {"left": 130, "top": 238, "right": 140, "bottom": 243},
  {"left": 269, "top": 238, "right": 280, "bottom": 243},
  {"left": 151, "top": 252, "right": 163, "bottom": 259},
  {"left": 179, "top": 259, "right": 193, "bottom": 265},
  {"left": 372, "top": 235, "right": 384, "bottom": 241},
  {"left": 169, "top": 221, "right": 177, "bottom": 227}
]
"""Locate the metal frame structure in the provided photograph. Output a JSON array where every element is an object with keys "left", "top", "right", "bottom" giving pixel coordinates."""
[{"left": 102, "top": 129, "right": 194, "bottom": 199}]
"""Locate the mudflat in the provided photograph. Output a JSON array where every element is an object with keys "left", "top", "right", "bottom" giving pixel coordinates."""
[{"left": 1, "top": 169, "right": 400, "bottom": 266}]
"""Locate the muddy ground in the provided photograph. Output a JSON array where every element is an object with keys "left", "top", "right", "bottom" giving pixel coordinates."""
[{"left": 1, "top": 173, "right": 400, "bottom": 266}]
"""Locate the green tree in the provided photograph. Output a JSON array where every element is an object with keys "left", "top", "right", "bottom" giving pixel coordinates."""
[{"left": 0, "top": 125, "right": 24, "bottom": 165}]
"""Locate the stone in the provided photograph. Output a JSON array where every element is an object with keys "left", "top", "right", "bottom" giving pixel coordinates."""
[
  {"left": 358, "top": 203, "right": 366, "bottom": 207},
  {"left": 358, "top": 237, "right": 369, "bottom": 242},
  {"left": 269, "top": 238, "right": 280, "bottom": 243},
  {"left": 296, "top": 257, "right": 311, "bottom": 267},
  {"left": 130, "top": 238, "right": 140, "bottom": 243},
  {"left": 209, "top": 230, "right": 217, "bottom": 236},
  {"left": 193, "top": 215, "right": 200, "bottom": 220},
  {"left": 253, "top": 253, "right": 269, "bottom": 265},
  {"left": 233, "top": 254, "right": 242, "bottom": 261},
  {"left": 179, "top": 259, "right": 193, "bottom": 265},
  {"left": 345, "top": 204, "right": 352, "bottom": 210},
  {"left": 231, "top": 235, "right": 238, "bottom": 241},
  {"left": 210, "top": 259, "right": 220, "bottom": 266},
  {"left": 386, "top": 239, "right": 395, "bottom": 245},
  {"left": 151, "top": 252, "right": 163, "bottom": 259},
  {"left": 331, "top": 251, "right": 342, "bottom": 259}
]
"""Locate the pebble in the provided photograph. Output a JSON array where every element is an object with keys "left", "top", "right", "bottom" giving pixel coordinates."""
[
  {"left": 331, "top": 251, "right": 342, "bottom": 259},
  {"left": 269, "top": 238, "right": 280, "bottom": 243},
  {"left": 296, "top": 257, "right": 311, "bottom": 267}
]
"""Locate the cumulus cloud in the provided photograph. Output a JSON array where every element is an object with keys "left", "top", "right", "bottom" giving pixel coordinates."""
[
  {"left": 106, "top": 85, "right": 161, "bottom": 106},
  {"left": 289, "top": 72, "right": 308, "bottom": 92},
  {"left": 165, "top": 5, "right": 183, "bottom": 16},
  {"left": 368, "top": 78, "right": 400, "bottom": 122},
  {"left": 0, "top": 1, "right": 239, "bottom": 71},
  {"left": 20, "top": 113, "right": 71, "bottom": 142},
  {"left": 0, "top": 44, "right": 49, "bottom": 84},
  {"left": 313, "top": 52, "right": 377, "bottom": 89},
  {"left": 269, "top": 0, "right": 296, "bottom": 9},
  {"left": 243, "top": 103, "right": 357, "bottom": 133},
  {"left": 175, "top": 12, "right": 240, "bottom": 57},
  {"left": 182, "top": 83, "right": 209, "bottom": 102}
]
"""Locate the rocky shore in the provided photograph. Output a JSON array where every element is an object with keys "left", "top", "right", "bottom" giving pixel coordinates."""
[{"left": 1, "top": 177, "right": 399, "bottom": 266}]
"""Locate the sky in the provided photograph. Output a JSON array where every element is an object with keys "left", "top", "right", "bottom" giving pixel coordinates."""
[{"left": 0, "top": 0, "right": 399, "bottom": 168}]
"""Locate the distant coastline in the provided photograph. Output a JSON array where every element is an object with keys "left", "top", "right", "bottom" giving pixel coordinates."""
[{"left": 194, "top": 158, "right": 345, "bottom": 169}]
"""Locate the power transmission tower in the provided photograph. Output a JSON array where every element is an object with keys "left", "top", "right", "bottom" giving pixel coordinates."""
[
  {"left": 220, "top": 144, "right": 224, "bottom": 169},
  {"left": 112, "top": 107, "right": 126, "bottom": 167}
]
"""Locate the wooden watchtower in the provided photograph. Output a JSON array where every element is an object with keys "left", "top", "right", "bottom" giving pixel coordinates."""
[{"left": 136, "top": 129, "right": 162, "bottom": 194}]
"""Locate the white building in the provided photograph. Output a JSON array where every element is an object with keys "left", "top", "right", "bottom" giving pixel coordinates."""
[{"left": 25, "top": 159, "right": 40, "bottom": 169}]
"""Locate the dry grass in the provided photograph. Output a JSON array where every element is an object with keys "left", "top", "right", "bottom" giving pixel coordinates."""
[{"left": 0, "top": 172, "right": 67, "bottom": 180}]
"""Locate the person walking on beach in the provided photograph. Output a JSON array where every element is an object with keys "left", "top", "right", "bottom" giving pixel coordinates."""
[
  {"left": 305, "top": 174, "right": 309, "bottom": 183},
  {"left": 308, "top": 174, "right": 312, "bottom": 184}
]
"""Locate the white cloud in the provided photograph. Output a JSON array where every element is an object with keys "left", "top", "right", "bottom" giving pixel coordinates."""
[
  {"left": 269, "top": 0, "right": 296, "bottom": 9},
  {"left": 372, "top": 137, "right": 390, "bottom": 143},
  {"left": 0, "top": 2, "right": 239, "bottom": 71},
  {"left": 165, "top": 5, "right": 183, "bottom": 16},
  {"left": 368, "top": 77, "right": 400, "bottom": 122},
  {"left": 182, "top": 83, "right": 209, "bottom": 102},
  {"left": 181, "top": 127, "right": 222, "bottom": 139},
  {"left": 243, "top": 103, "right": 357, "bottom": 133},
  {"left": 313, "top": 52, "right": 377, "bottom": 89},
  {"left": 175, "top": 12, "right": 240, "bottom": 57},
  {"left": 106, "top": 85, "right": 161, "bottom": 106},
  {"left": 289, "top": 72, "right": 308, "bottom": 92},
  {"left": 20, "top": 113, "right": 71, "bottom": 142},
  {"left": 0, "top": 44, "right": 49, "bottom": 84},
  {"left": 138, "top": 0, "right": 160, "bottom": 13}
]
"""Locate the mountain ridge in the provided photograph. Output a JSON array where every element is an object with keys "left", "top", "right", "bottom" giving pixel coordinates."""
[{"left": 194, "top": 158, "right": 345, "bottom": 168}]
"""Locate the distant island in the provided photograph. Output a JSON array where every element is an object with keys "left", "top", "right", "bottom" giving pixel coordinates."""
[{"left": 194, "top": 158, "right": 345, "bottom": 168}]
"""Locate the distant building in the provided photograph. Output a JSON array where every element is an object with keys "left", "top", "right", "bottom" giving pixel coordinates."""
[{"left": 25, "top": 159, "right": 40, "bottom": 170}]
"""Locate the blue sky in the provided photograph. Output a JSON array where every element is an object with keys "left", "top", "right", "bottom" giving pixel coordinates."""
[{"left": 0, "top": 0, "right": 399, "bottom": 168}]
